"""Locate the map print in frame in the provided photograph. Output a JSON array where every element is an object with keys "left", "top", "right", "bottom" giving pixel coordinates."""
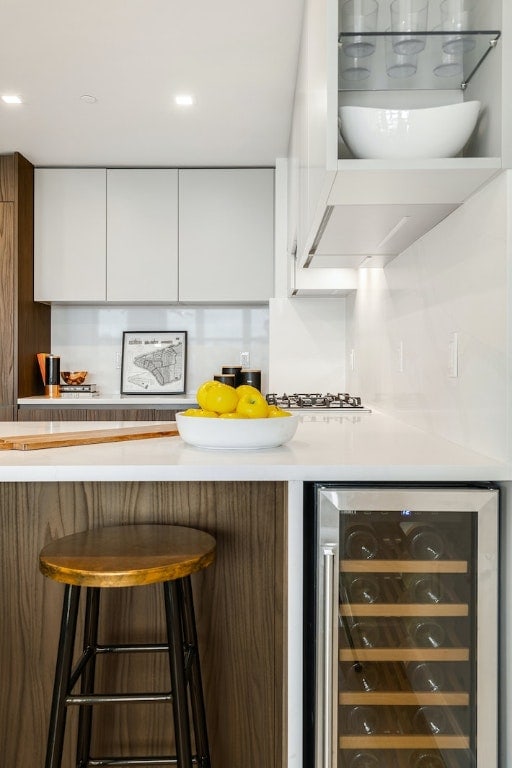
[{"left": 121, "top": 331, "right": 187, "bottom": 395}]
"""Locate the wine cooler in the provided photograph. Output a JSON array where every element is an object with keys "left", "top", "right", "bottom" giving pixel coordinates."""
[{"left": 303, "top": 484, "right": 499, "bottom": 768}]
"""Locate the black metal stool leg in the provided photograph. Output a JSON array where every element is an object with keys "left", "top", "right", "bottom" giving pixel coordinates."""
[
  {"left": 76, "top": 587, "right": 101, "bottom": 768},
  {"left": 45, "top": 584, "right": 81, "bottom": 768},
  {"left": 180, "top": 577, "right": 211, "bottom": 768},
  {"left": 163, "top": 580, "right": 193, "bottom": 768}
]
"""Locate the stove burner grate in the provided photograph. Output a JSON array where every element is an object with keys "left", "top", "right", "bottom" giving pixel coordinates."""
[{"left": 266, "top": 393, "right": 367, "bottom": 410}]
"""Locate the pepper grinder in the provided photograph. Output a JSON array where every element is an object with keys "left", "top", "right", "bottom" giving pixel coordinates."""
[{"left": 44, "top": 354, "right": 61, "bottom": 398}]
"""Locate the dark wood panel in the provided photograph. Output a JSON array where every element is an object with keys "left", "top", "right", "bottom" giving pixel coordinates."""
[
  {"left": 0, "top": 154, "right": 15, "bottom": 201},
  {"left": 0, "top": 481, "right": 286, "bottom": 767},
  {"left": 0, "top": 203, "right": 14, "bottom": 407},
  {"left": 17, "top": 407, "right": 90, "bottom": 421},
  {"left": 14, "top": 153, "right": 51, "bottom": 398},
  {"left": 17, "top": 407, "right": 179, "bottom": 421},
  {"left": 0, "top": 405, "right": 16, "bottom": 421}
]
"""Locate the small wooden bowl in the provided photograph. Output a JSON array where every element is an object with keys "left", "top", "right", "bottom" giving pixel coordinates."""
[{"left": 60, "top": 371, "right": 88, "bottom": 385}]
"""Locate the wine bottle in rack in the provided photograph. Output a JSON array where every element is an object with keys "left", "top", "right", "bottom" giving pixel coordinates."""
[
  {"left": 412, "top": 705, "right": 448, "bottom": 735},
  {"left": 405, "top": 661, "right": 446, "bottom": 691},
  {"left": 406, "top": 618, "right": 445, "bottom": 648},
  {"left": 345, "top": 574, "right": 381, "bottom": 603},
  {"left": 346, "top": 751, "right": 382, "bottom": 768},
  {"left": 349, "top": 619, "right": 382, "bottom": 648},
  {"left": 344, "top": 661, "right": 379, "bottom": 692},
  {"left": 343, "top": 522, "right": 379, "bottom": 559},
  {"left": 408, "top": 750, "right": 445, "bottom": 768},
  {"left": 402, "top": 574, "right": 444, "bottom": 603},
  {"left": 400, "top": 522, "right": 446, "bottom": 560},
  {"left": 347, "top": 705, "right": 380, "bottom": 734}
]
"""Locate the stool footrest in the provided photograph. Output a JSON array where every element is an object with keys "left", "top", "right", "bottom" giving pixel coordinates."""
[
  {"left": 87, "top": 756, "right": 197, "bottom": 766},
  {"left": 67, "top": 692, "right": 172, "bottom": 705},
  {"left": 96, "top": 643, "right": 169, "bottom": 654}
]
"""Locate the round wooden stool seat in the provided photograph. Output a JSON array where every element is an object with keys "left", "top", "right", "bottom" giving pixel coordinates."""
[{"left": 39, "top": 524, "right": 216, "bottom": 587}]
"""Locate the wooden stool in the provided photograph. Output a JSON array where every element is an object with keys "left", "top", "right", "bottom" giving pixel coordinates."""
[{"left": 39, "top": 524, "right": 216, "bottom": 768}]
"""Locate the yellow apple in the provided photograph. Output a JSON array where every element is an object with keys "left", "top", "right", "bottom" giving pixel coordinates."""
[
  {"left": 235, "top": 384, "right": 261, "bottom": 398},
  {"left": 181, "top": 408, "right": 218, "bottom": 418},
  {"left": 203, "top": 382, "right": 239, "bottom": 414},
  {"left": 196, "top": 380, "right": 220, "bottom": 410},
  {"left": 236, "top": 391, "right": 269, "bottom": 419},
  {"left": 267, "top": 405, "right": 292, "bottom": 418}
]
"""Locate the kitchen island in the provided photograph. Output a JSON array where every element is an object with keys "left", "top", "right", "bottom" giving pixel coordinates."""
[{"left": 0, "top": 414, "right": 508, "bottom": 768}]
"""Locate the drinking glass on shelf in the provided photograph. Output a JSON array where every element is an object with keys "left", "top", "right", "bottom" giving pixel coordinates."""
[
  {"left": 341, "top": 0, "right": 379, "bottom": 58},
  {"left": 386, "top": 30, "right": 418, "bottom": 78},
  {"left": 433, "top": 28, "right": 463, "bottom": 78},
  {"left": 340, "top": 50, "right": 373, "bottom": 81},
  {"left": 440, "top": 0, "right": 476, "bottom": 53},
  {"left": 390, "top": 0, "right": 429, "bottom": 54}
]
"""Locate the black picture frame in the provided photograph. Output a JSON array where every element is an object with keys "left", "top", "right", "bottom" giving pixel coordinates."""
[{"left": 121, "top": 331, "right": 187, "bottom": 395}]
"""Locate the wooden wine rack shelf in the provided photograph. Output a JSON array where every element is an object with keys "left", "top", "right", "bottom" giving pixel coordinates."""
[
  {"left": 339, "top": 735, "right": 470, "bottom": 749},
  {"left": 340, "top": 647, "right": 470, "bottom": 662},
  {"left": 340, "top": 603, "right": 468, "bottom": 617},
  {"left": 340, "top": 559, "right": 468, "bottom": 573},
  {"left": 339, "top": 691, "right": 469, "bottom": 706}
]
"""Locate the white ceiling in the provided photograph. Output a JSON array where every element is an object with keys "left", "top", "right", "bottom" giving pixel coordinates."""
[{"left": 0, "top": 0, "right": 305, "bottom": 168}]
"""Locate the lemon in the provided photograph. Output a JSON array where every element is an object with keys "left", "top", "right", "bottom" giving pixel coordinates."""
[
  {"left": 219, "top": 412, "right": 244, "bottom": 419},
  {"left": 181, "top": 408, "right": 218, "bottom": 418},
  {"left": 203, "top": 382, "right": 239, "bottom": 414}
]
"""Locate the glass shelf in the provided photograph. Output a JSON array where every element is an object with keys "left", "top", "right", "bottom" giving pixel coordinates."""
[{"left": 338, "top": 30, "right": 500, "bottom": 91}]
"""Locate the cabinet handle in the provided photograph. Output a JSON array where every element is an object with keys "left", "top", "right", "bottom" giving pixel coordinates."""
[{"left": 322, "top": 543, "right": 337, "bottom": 768}]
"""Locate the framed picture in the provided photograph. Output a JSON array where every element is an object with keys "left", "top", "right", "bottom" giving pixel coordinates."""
[{"left": 121, "top": 331, "right": 187, "bottom": 395}]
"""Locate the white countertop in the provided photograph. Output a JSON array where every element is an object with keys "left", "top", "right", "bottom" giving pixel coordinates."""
[{"left": 0, "top": 411, "right": 508, "bottom": 482}]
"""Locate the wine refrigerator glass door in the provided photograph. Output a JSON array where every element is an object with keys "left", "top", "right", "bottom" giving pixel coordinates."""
[{"left": 312, "top": 485, "right": 498, "bottom": 768}]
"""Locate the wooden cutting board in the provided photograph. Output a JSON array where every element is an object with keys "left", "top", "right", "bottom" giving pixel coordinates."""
[{"left": 0, "top": 424, "right": 179, "bottom": 451}]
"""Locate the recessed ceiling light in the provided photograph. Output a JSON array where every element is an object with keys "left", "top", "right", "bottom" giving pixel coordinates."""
[
  {"left": 2, "top": 94, "right": 22, "bottom": 104},
  {"left": 80, "top": 94, "right": 98, "bottom": 104},
  {"left": 175, "top": 94, "right": 195, "bottom": 106}
]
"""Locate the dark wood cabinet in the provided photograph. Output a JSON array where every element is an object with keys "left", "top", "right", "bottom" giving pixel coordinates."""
[
  {"left": 0, "top": 480, "right": 286, "bottom": 767},
  {"left": 0, "top": 153, "right": 51, "bottom": 421},
  {"left": 17, "top": 407, "right": 179, "bottom": 421}
]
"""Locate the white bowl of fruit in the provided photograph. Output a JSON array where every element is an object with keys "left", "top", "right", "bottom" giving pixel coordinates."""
[{"left": 176, "top": 382, "right": 299, "bottom": 450}]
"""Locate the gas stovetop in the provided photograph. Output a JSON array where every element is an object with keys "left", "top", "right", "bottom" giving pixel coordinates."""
[{"left": 265, "top": 393, "right": 371, "bottom": 412}]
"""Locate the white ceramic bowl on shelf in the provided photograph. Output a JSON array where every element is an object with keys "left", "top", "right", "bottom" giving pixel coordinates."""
[
  {"left": 175, "top": 412, "right": 299, "bottom": 450},
  {"left": 338, "top": 100, "right": 481, "bottom": 159}
]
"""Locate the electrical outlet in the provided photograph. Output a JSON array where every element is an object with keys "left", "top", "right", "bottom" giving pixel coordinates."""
[
  {"left": 448, "top": 332, "right": 458, "bottom": 377},
  {"left": 397, "top": 341, "right": 404, "bottom": 373},
  {"left": 240, "top": 351, "right": 250, "bottom": 367},
  {"left": 115, "top": 352, "right": 121, "bottom": 369}
]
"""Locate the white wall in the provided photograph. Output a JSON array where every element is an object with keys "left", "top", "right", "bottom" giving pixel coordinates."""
[
  {"left": 51, "top": 304, "right": 269, "bottom": 395},
  {"left": 346, "top": 170, "right": 510, "bottom": 461}
]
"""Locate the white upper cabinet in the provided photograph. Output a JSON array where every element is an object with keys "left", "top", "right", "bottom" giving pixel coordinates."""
[
  {"left": 291, "top": 0, "right": 504, "bottom": 273},
  {"left": 106, "top": 169, "right": 178, "bottom": 302},
  {"left": 34, "top": 169, "right": 106, "bottom": 302},
  {"left": 34, "top": 167, "right": 274, "bottom": 304},
  {"left": 178, "top": 168, "right": 274, "bottom": 303}
]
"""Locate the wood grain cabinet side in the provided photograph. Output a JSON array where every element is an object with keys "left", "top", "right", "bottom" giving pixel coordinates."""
[
  {"left": 0, "top": 480, "right": 286, "bottom": 768},
  {"left": 0, "top": 153, "right": 50, "bottom": 420}
]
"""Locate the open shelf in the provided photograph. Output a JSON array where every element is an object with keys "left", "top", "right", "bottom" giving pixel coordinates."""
[
  {"left": 340, "top": 648, "right": 469, "bottom": 662},
  {"left": 338, "top": 30, "right": 500, "bottom": 90},
  {"left": 340, "top": 603, "right": 468, "bottom": 617},
  {"left": 340, "top": 734, "right": 469, "bottom": 749},
  {"left": 339, "top": 691, "right": 470, "bottom": 706},
  {"left": 340, "top": 559, "right": 468, "bottom": 573}
]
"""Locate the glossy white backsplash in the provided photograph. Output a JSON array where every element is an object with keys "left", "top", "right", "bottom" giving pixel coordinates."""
[
  {"left": 346, "top": 170, "right": 509, "bottom": 461},
  {"left": 51, "top": 305, "right": 269, "bottom": 395}
]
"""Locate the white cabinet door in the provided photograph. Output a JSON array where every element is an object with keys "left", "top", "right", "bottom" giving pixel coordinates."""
[
  {"left": 178, "top": 168, "right": 274, "bottom": 302},
  {"left": 34, "top": 169, "right": 106, "bottom": 302},
  {"left": 106, "top": 169, "right": 178, "bottom": 302}
]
